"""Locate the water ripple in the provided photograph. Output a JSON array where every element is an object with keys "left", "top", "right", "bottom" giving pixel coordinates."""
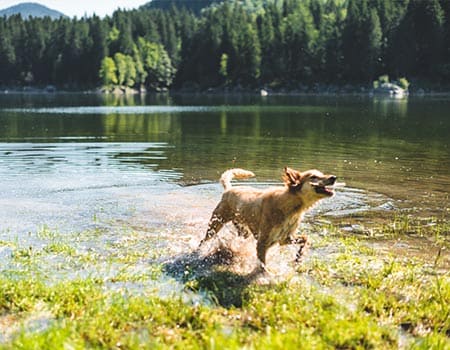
[{"left": 3, "top": 105, "right": 327, "bottom": 115}]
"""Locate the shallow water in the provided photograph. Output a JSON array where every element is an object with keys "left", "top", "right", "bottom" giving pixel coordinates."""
[{"left": 0, "top": 93, "right": 449, "bottom": 287}]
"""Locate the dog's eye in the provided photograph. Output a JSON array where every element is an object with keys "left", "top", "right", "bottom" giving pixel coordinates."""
[{"left": 310, "top": 176, "right": 318, "bottom": 181}]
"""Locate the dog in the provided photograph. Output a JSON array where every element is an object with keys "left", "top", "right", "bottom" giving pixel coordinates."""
[{"left": 199, "top": 167, "right": 336, "bottom": 270}]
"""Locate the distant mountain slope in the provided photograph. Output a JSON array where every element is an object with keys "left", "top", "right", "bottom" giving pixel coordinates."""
[
  {"left": 141, "top": 0, "right": 223, "bottom": 14},
  {"left": 0, "top": 2, "right": 66, "bottom": 19}
]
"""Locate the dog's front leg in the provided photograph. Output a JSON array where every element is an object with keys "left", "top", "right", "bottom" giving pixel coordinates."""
[
  {"left": 293, "top": 234, "right": 309, "bottom": 263},
  {"left": 280, "top": 234, "right": 310, "bottom": 263}
]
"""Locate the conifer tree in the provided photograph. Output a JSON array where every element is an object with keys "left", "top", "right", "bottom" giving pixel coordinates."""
[
  {"left": 0, "top": 0, "right": 449, "bottom": 88},
  {"left": 391, "top": 0, "right": 444, "bottom": 77},
  {"left": 342, "top": 0, "right": 382, "bottom": 82}
]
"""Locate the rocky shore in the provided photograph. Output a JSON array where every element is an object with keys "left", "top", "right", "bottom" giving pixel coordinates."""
[{"left": 0, "top": 82, "right": 444, "bottom": 96}]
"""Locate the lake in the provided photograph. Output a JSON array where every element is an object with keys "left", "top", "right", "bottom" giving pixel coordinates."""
[
  {"left": 0, "top": 93, "right": 449, "bottom": 276},
  {"left": 1, "top": 92, "right": 449, "bottom": 348}
]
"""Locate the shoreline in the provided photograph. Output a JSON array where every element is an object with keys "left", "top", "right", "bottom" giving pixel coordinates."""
[{"left": 2, "top": 84, "right": 450, "bottom": 97}]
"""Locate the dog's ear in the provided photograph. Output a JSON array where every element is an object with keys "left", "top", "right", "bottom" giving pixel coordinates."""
[{"left": 283, "top": 167, "right": 302, "bottom": 189}]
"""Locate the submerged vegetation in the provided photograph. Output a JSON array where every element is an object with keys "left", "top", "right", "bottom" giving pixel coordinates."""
[{"left": 0, "top": 216, "right": 448, "bottom": 348}]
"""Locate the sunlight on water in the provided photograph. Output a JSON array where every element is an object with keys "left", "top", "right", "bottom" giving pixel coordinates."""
[
  {"left": 4, "top": 105, "right": 331, "bottom": 115},
  {"left": 0, "top": 142, "right": 181, "bottom": 234},
  {"left": 5, "top": 106, "right": 214, "bottom": 114}
]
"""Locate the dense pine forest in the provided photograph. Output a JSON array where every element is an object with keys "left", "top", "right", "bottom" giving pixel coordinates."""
[{"left": 1, "top": 0, "right": 450, "bottom": 91}]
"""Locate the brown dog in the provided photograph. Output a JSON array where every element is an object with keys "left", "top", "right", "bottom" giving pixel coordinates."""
[{"left": 200, "top": 167, "right": 336, "bottom": 269}]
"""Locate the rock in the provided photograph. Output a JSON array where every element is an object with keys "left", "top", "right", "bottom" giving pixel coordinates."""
[
  {"left": 45, "top": 85, "right": 56, "bottom": 93},
  {"left": 139, "top": 85, "right": 146, "bottom": 94},
  {"left": 374, "top": 82, "right": 407, "bottom": 97}
]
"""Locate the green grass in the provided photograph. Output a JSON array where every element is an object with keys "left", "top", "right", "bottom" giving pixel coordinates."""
[{"left": 0, "top": 219, "right": 449, "bottom": 349}]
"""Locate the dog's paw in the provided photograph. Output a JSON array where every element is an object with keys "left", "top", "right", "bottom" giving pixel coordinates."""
[{"left": 246, "top": 263, "right": 274, "bottom": 284}]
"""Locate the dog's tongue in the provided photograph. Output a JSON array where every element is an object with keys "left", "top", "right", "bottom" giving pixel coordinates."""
[{"left": 325, "top": 186, "right": 335, "bottom": 195}]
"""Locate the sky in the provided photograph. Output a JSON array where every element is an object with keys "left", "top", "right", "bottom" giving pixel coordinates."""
[{"left": 0, "top": 0, "right": 150, "bottom": 18}]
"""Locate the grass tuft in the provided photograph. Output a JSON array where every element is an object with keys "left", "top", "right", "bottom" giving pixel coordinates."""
[{"left": 0, "top": 220, "right": 449, "bottom": 349}]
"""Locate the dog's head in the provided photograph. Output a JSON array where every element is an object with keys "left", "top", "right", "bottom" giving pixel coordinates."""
[{"left": 283, "top": 167, "right": 336, "bottom": 201}]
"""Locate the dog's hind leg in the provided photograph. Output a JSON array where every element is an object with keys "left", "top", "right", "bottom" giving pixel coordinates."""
[
  {"left": 256, "top": 237, "right": 270, "bottom": 267},
  {"left": 199, "top": 203, "right": 231, "bottom": 246},
  {"left": 200, "top": 215, "right": 225, "bottom": 244}
]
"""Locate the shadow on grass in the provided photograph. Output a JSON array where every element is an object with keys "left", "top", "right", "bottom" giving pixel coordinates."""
[{"left": 163, "top": 241, "right": 266, "bottom": 308}]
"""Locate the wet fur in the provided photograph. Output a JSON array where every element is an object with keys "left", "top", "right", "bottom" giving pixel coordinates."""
[{"left": 200, "top": 167, "right": 336, "bottom": 269}]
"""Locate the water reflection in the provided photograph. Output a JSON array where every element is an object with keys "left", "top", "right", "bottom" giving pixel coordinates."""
[
  {"left": 0, "top": 94, "right": 449, "bottom": 217},
  {"left": 372, "top": 96, "right": 408, "bottom": 118}
]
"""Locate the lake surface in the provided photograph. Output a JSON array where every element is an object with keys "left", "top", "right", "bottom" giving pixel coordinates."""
[{"left": 0, "top": 93, "right": 449, "bottom": 273}]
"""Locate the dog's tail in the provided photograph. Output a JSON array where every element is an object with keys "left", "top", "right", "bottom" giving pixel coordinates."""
[{"left": 220, "top": 168, "right": 255, "bottom": 191}]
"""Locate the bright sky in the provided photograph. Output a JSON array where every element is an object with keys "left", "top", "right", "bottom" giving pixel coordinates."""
[{"left": 0, "top": 0, "right": 150, "bottom": 18}]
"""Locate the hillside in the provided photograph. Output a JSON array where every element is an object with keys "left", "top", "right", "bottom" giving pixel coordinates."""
[{"left": 0, "top": 2, "right": 66, "bottom": 19}]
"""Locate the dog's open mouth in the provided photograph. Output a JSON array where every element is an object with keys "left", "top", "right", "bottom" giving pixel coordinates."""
[
  {"left": 314, "top": 185, "right": 335, "bottom": 196},
  {"left": 312, "top": 175, "right": 337, "bottom": 196}
]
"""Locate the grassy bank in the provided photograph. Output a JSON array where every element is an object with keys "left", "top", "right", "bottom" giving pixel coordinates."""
[{"left": 0, "top": 218, "right": 449, "bottom": 349}]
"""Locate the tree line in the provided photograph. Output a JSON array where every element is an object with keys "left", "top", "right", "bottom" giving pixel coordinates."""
[{"left": 1, "top": 0, "right": 450, "bottom": 91}]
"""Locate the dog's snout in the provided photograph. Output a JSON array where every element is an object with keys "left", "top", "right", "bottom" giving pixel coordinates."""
[{"left": 328, "top": 175, "right": 337, "bottom": 184}]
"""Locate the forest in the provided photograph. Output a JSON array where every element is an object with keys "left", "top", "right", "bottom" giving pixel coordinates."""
[{"left": 1, "top": 0, "right": 450, "bottom": 91}]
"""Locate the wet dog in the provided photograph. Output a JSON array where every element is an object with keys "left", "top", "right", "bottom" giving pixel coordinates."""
[{"left": 199, "top": 167, "right": 336, "bottom": 270}]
